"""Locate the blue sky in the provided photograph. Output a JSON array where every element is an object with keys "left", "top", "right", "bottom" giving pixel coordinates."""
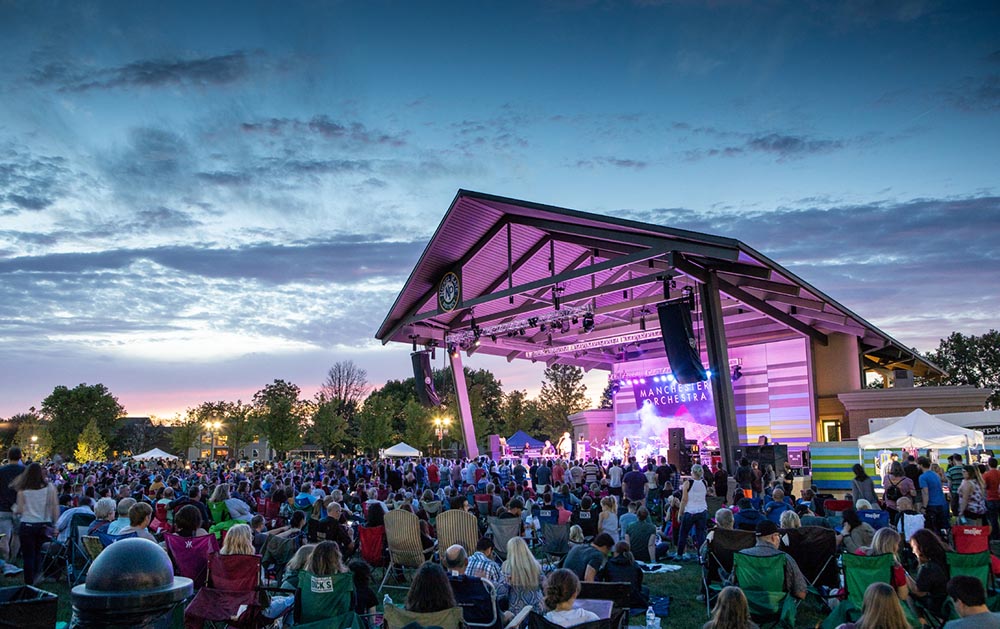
[{"left": 1, "top": 0, "right": 998, "bottom": 419}]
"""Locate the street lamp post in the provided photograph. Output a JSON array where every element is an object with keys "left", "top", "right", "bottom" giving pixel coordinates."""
[
  {"left": 30, "top": 434, "right": 38, "bottom": 460},
  {"left": 433, "top": 417, "right": 450, "bottom": 455},
  {"left": 206, "top": 420, "right": 222, "bottom": 461}
]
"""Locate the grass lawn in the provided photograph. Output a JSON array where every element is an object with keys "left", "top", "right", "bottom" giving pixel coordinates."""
[{"left": 2, "top": 559, "right": 830, "bottom": 629}]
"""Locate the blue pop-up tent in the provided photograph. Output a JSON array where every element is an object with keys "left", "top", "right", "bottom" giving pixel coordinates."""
[{"left": 506, "top": 430, "right": 545, "bottom": 450}]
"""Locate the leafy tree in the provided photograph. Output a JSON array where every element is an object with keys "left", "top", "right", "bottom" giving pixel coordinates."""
[
  {"left": 12, "top": 418, "right": 54, "bottom": 460},
  {"left": 308, "top": 393, "right": 350, "bottom": 455},
  {"left": 75, "top": 419, "right": 109, "bottom": 462},
  {"left": 321, "top": 360, "right": 370, "bottom": 418},
  {"left": 598, "top": 382, "right": 615, "bottom": 409},
  {"left": 171, "top": 409, "right": 206, "bottom": 457},
  {"left": 501, "top": 389, "right": 533, "bottom": 435},
  {"left": 924, "top": 329, "right": 1000, "bottom": 409},
  {"left": 537, "top": 364, "right": 590, "bottom": 439},
  {"left": 253, "top": 380, "right": 306, "bottom": 457},
  {"left": 224, "top": 400, "right": 256, "bottom": 456},
  {"left": 355, "top": 395, "right": 396, "bottom": 455},
  {"left": 116, "top": 418, "right": 162, "bottom": 456},
  {"left": 401, "top": 399, "right": 435, "bottom": 451},
  {"left": 42, "top": 383, "right": 125, "bottom": 457}
]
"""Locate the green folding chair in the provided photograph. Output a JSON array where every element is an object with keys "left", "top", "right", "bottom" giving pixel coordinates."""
[
  {"left": 732, "top": 553, "right": 797, "bottom": 629},
  {"left": 946, "top": 551, "right": 1000, "bottom": 612},
  {"left": 296, "top": 571, "right": 357, "bottom": 626},
  {"left": 207, "top": 500, "right": 230, "bottom": 525},
  {"left": 821, "top": 553, "right": 920, "bottom": 629}
]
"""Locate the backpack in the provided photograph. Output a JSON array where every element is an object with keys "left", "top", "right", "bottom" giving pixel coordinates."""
[{"left": 885, "top": 477, "right": 902, "bottom": 502}]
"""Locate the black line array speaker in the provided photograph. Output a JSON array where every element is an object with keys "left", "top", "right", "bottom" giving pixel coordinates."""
[
  {"left": 656, "top": 301, "right": 707, "bottom": 384},
  {"left": 411, "top": 351, "right": 441, "bottom": 407}
]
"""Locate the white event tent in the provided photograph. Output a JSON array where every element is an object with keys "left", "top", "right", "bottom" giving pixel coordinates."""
[
  {"left": 132, "top": 447, "right": 179, "bottom": 460},
  {"left": 857, "top": 408, "right": 985, "bottom": 461},
  {"left": 382, "top": 442, "right": 422, "bottom": 458}
]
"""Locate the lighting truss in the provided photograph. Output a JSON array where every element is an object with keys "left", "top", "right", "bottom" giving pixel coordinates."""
[{"left": 445, "top": 304, "right": 593, "bottom": 346}]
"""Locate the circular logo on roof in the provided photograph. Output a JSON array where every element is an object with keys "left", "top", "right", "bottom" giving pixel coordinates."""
[{"left": 438, "top": 271, "right": 460, "bottom": 312}]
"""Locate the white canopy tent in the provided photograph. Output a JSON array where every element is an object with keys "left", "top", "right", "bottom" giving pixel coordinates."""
[
  {"left": 382, "top": 442, "right": 422, "bottom": 458},
  {"left": 132, "top": 447, "right": 179, "bottom": 460},
  {"left": 857, "top": 408, "right": 985, "bottom": 462}
]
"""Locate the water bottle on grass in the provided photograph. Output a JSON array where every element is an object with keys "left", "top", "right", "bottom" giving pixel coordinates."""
[{"left": 646, "top": 605, "right": 656, "bottom": 628}]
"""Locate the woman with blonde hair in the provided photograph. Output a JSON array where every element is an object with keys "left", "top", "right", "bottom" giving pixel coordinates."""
[
  {"left": 835, "top": 582, "right": 909, "bottom": 629},
  {"left": 703, "top": 585, "right": 756, "bottom": 629},
  {"left": 779, "top": 510, "right": 801, "bottom": 529},
  {"left": 673, "top": 463, "right": 710, "bottom": 561},
  {"left": 220, "top": 523, "right": 255, "bottom": 556},
  {"left": 499, "top": 536, "right": 544, "bottom": 615},
  {"left": 597, "top": 495, "right": 619, "bottom": 543},
  {"left": 863, "top": 527, "right": 909, "bottom": 600},
  {"left": 568, "top": 524, "right": 585, "bottom": 545}
]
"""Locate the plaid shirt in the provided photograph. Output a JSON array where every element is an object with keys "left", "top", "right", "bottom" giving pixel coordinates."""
[{"left": 466, "top": 551, "right": 503, "bottom": 584}]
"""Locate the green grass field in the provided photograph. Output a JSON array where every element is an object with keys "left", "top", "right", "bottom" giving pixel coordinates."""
[{"left": 1, "top": 558, "right": 830, "bottom": 628}]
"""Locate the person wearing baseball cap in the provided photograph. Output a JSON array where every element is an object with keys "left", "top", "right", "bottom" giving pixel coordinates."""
[{"left": 735, "top": 520, "right": 808, "bottom": 599}]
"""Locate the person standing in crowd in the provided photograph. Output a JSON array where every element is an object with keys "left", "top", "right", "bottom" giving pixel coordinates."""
[
  {"left": 904, "top": 456, "right": 922, "bottom": 500},
  {"left": 946, "top": 455, "right": 965, "bottom": 518},
  {"left": 958, "top": 465, "right": 987, "bottom": 525},
  {"left": 622, "top": 463, "right": 647, "bottom": 503},
  {"left": 12, "top": 462, "right": 59, "bottom": 585},
  {"left": 734, "top": 459, "right": 753, "bottom": 498},
  {"left": 983, "top": 458, "right": 1000, "bottom": 540},
  {"left": 714, "top": 465, "right": 730, "bottom": 504},
  {"left": 0, "top": 447, "right": 25, "bottom": 571},
  {"left": 851, "top": 464, "right": 878, "bottom": 506},
  {"left": 782, "top": 461, "right": 794, "bottom": 497},
  {"left": 919, "top": 456, "right": 949, "bottom": 534},
  {"left": 672, "top": 464, "right": 710, "bottom": 561},
  {"left": 883, "top": 461, "right": 916, "bottom": 524},
  {"left": 607, "top": 459, "right": 623, "bottom": 497}
]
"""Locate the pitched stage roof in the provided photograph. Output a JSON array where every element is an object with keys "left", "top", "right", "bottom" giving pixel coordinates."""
[{"left": 376, "top": 190, "right": 942, "bottom": 378}]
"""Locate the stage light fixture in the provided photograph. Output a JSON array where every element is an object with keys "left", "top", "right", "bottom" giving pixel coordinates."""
[
  {"left": 666, "top": 374, "right": 676, "bottom": 383},
  {"left": 639, "top": 378, "right": 646, "bottom": 384},
  {"left": 540, "top": 323, "right": 547, "bottom": 332},
  {"left": 528, "top": 317, "right": 539, "bottom": 327},
  {"left": 582, "top": 312, "right": 595, "bottom": 332},
  {"left": 448, "top": 343, "right": 458, "bottom": 358},
  {"left": 473, "top": 338, "right": 481, "bottom": 347},
  {"left": 706, "top": 369, "right": 713, "bottom": 378}
]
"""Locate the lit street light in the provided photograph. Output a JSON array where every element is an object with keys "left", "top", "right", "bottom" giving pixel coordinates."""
[
  {"left": 206, "top": 419, "right": 223, "bottom": 461},
  {"left": 433, "top": 416, "right": 450, "bottom": 454}
]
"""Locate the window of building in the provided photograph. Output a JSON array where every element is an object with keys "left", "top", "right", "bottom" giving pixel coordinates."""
[{"left": 821, "top": 419, "right": 842, "bottom": 442}]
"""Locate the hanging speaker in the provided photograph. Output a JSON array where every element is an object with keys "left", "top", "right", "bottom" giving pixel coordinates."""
[
  {"left": 411, "top": 351, "right": 441, "bottom": 407},
  {"left": 657, "top": 301, "right": 707, "bottom": 384}
]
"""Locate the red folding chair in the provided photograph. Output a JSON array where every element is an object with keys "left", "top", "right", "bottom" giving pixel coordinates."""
[
  {"left": 165, "top": 533, "right": 220, "bottom": 590},
  {"left": 184, "top": 554, "right": 291, "bottom": 629},
  {"left": 952, "top": 524, "right": 1000, "bottom": 575},
  {"left": 359, "top": 524, "right": 387, "bottom": 584},
  {"left": 824, "top": 499, "right": 853, "bottom": 527}
]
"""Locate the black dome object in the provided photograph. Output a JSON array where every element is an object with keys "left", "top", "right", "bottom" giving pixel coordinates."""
[{"left": 85, "top": 537, "right": 174, "bottom": 591}]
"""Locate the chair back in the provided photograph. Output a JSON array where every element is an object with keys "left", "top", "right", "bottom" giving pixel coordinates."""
[
  {"left": 384, "top": 509, "right": 428, "bottom": 568},
  {"left": 857, "top": 509, "right": 890, "bottom": 530},
  {"left": 704, "top": 528, "right": 756, "bottom": 584},
  {"left": 487, "top": 517, "right": 521, "bottom": 561},
  {"left": 81, "top": 536, "right": 105, "bottom": 561},
  {"left": 96, "top": 530, "right": 137, "bottom": 547},
  {"left": 542, "top": 523, "right": 570, "bottom": 555},
  {"left": 209, "top": 553, "right": 261, "bottom": 592},
  {"left": 261, "top": 534, "right": 297, "bottom": 579},
  {"left": 449, "top": 574, "right": 500, "bottom": 629},
  {"left": 780, "top": 526, "right": 839, "bottom": 588},
  {"left": 842, "top": 552, "right": 894, "bottom": 610},
  {"left": 526, "top": 610, "right": 611, "bottom": 629},
  {"left": 297, "top": 570, "right": 355, "bottom": 624},
  {"left": 155, "top": 503, "right": 170, "bottom": 523},
  {"left": 358, "top": 525, "right": 387, "bottom": 567},
  {"left": 165, "top": 532, "right": 220, "bottom": 589},
  {"left": 952, "top": 525, "right": 991, "bottom": 554},
  {"left": 437, "top": 509, "right": 479, "bottom": 555},
  {"left": 383, "top": 605, "right": 463, "bottom": 629},
  {"left": 734, "top": 552, "right": 785, "bottom": 593},
  {"left": 947, "top": 551, "right": 991, "bottom": 589},
  {"left": 899, "top": 512, "right": 925, "bottom": 542},
  {"left": 578, "top": 581, "right": 633, "bottom": 608}
]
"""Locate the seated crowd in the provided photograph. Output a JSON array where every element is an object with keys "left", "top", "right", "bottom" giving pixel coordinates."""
[{"left": 3, "top": 446, "right": 1000, "bottom": 629}]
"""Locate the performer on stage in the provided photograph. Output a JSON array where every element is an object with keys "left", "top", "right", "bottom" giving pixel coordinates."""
[
  {"left": 622, "top": 437, "right": 632, "bottom": 462},
  {"left": 542, "top": 440, "right": 556, "bottom": 458},
  {"left": 556, "top": 431, "right": 573, "bottom": 459},
  {"left": 498, "top": 436, "right": 511, "bottom": 458}
]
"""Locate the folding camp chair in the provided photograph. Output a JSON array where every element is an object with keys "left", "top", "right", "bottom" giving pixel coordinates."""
[
  {"left": 525, "top": 610, "right": 613, "bottom": 629},
  {"left": 857, "top": 509, "right": 890, "bottom": 530},
  {"left": 45, "top": 512, "right": 96, "bottom": 585},
  {"left": 952, "top": 524, "right": 991, "bottom": 553},
  {"left": 261, "top": 534, "right": 298, "bottom": 586},
  {"left": 780, "top": 526, "right": 838, "bottom": 612},
  {"left": 702, "top": 528, "right": 756, "bottom": 615},
  {"left": 541, "top": 523, "right": 570, "bottom": 567},
  {"left": 820, "top": 553, "right": 903, "bottom": 629},
  {"left": 450, "top": 574, "right": 502, "bottom": 629},
  {"left": 155, "top": 503, "right": 173, "bottom": 532},
  {"left": 379, "top": 509, "right": 434, "bottom": 592},
  {"left": 185, "top": 553, "right": 294, "bottom": 629},
  {"left": 165, "top": 532, "right": 220, "bottom": 590},
  {"left": 383, "top": 604, "right": 463, "bottom": 629},
  {"left": 578, "top": 581, "right": 633, "bottom": 629},
  {"left": 487, "top": 517, "right": 522, "bottom": 561},
  {"left": 96, "top": 529, "right": 138, "bottom": 547},
  {"left": 295, "top": 571, "right": 356, "bottom": 626},
  {"left": 823, "top": 500, "right": 852, "bottom": 528},
  {"left": 358, "top": 525, "right": 387, "bottom": 580},
  {"left": 437, "top": 509, "right": 479, "bottom": 555},
  {"left": 732, "top": 552, "right": 797, "bottom": 629},
  {"left": 208, "top": 501, "right": 230, "bottom": 525}
]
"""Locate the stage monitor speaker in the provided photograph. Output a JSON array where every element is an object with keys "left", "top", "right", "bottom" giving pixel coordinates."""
[
  {"left": 411, "top": 351, "right": 441, "bottom": 407},
  {"left": 657, "top": 301, "right": 708, "bottom": 384},
  {"left": 668, "top": 427, "right": 686, "bottom": 451}
]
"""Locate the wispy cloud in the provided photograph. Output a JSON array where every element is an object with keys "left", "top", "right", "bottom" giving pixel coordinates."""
[
  {"left": 0, "top": 146, "right": 73, "bottom": 215},
  {"left": 240, "top": 115, "right": 407, "bottom": 147},
  {"left": 944, "top": 74, "right": 1000, "bottom": 112},
  {"left": 574, "top": 156, "right": 649, "bottom": 169},
  {"left": 30, "top": 50, "right": 257, "bottom": 92},
  {"left": 685, "top": 132, "right": 845, "bottom": 161}
]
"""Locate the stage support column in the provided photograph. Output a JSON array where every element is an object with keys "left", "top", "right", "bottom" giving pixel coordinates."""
[
  {"left": 699, "top": 271, "right": 740, "bottom": 474},
  {"left": 448, "top": 349, "right": 480, "bottom": 458}
]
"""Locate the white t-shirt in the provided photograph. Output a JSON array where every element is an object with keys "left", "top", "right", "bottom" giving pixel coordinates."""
[
  {"left": 545, "top": 608, "right": 600, "bottom": 627},
  {"left": 608, "top": 466, "right": 623, "bottom": 488}
]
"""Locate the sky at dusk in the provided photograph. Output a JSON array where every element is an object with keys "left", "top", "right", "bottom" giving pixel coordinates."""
[{"left": 1, "top": 0, "right": 998, "bottom": 420}]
